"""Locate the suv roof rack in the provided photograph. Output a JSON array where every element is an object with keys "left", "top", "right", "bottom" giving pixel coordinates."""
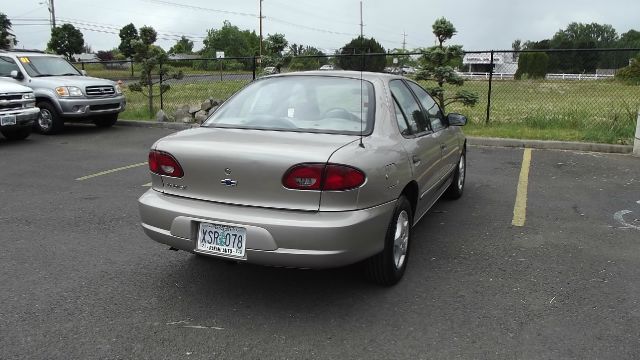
[{"left": 0, "top": 49, "right": 46, "bottom": 54}]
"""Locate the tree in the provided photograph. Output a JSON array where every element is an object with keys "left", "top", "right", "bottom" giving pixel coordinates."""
[
  {"left": 337, "top": 36, "right": 386, "bottom": 72},
  {"left": 512, "top": 39, "right": 522, "bottom": 62},
  {"left": 202, "top": 21, "right": 259, "bottom": 58},
  {"left": 128, "top": 26, "right": 183, "bottom": 118},
  {"left": 415, "top": 18, "right": 478, "bottom": 114},
  {"left": 0, "top": 13, "right": 17, "bottom": 50},
  {"left": 515, "top": 52, "right": 549, "bottom": 79},
  {"left": 118, "top": 23, "right": 139, "bottom": 59},
  {"left": 287, "top": 46, "right": 327, "bottom": 70},
  {"left": 264, "top": 33, "right": 288, "bottom": 56},
  {"left": 288, "top": 43, "right": 304, "bottom": 56},
  {"left": 618, "top": 30, "right": 640, "bottom": 48},
  {"left": 47, "top": 24, "right": 85, "bottom": 61},
  {"left": 82, "top": 44, "right": 92, "bottom": 53},
  {"left": 169, "top": 36, "right": 194, "bottom": 54}
]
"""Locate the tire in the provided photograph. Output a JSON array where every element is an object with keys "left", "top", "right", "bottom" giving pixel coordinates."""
[
  {"left": 445, "top": 149, "right": 466, "bottom": 200},
  {"left": 94, "top": 114, "right": 118, "bottom": 128},
  {"left": 365, "top": 195, "right": 413, "bottom": 286},
  {"left": 35, "top": 101, "right": 64, "bottom": 134},
  {"left": 1, "top": 127, "right": 31, "bottom": 140}
]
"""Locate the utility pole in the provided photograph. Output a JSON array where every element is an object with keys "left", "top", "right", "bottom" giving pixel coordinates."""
[
  {"left": 47, "top": 0, "right": 56, "bottom": 30},
  {"left": 402, "top": 31, "right": 407, "bottom": 51},
  {"left": 259, "top": 0, "right": 264, "bottom": 60},
  {"left": 359, "top": 1, "right": 364, "bottom": 38}
]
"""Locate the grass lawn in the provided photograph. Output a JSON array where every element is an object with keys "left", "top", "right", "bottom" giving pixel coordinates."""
[
  {"left": 418, "top": 79, "right": 640, "bottom": 145},
  {"left": 120, "top": 80, "right": 250, "bottom": 120},
  {"left": 119, "top": 77, "right": 639, "bottom": 145}
]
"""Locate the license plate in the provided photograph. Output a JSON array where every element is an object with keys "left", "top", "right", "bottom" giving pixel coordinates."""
[
  {"left": 197, "top": 222, "right": 246, "bottom": 258},
  {"left": 0, "top": 115, "right": 16, "bottom": 126}
]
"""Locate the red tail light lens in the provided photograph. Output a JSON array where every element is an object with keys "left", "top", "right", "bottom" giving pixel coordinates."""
[
  {"left": 282, "top": 164, "right": 366, "bottom": 191},
  {"left": 148, "top": 150, "right": 184, "bottom": 178},
  {"left": 323, "top": 164, "right": 366, "bottom": 191},
  {"left": 282, "top": 164, "right": 324, "bottom": 190}
]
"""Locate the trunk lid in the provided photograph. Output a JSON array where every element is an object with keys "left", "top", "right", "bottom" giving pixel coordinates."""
[{"left": 155, "top": 127, "right": 358, "bottom": 211}]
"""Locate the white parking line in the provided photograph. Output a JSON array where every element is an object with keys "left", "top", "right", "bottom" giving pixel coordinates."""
[
  {"left": 75, "top": 162, "right": 147, "bottom": 181},
  {"left": 512, "top": 148, "right": 533, "bottom": 227}
]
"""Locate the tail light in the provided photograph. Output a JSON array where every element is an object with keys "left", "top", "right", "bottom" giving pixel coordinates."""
[
  {"left": 148, "top": 150, "right": 184, "bottom": 178},
  {"left": 283, "top": 163, "right": 365, "bottom": 191}
]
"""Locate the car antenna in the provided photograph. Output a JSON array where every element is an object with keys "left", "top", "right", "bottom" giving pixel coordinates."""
[{"left": 358, "top": 0, "right": 365, "bottom": 148}]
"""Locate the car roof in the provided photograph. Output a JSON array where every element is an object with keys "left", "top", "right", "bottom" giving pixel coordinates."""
[
  {"left": 0, "top": 51, "right": 61, "bottom": 58},
  {"left": 271, "top": 70, "right": 404, "bottom": 82}
]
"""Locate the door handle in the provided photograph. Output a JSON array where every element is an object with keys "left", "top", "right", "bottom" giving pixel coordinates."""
[
  {"left": 412, "top": 155, "right": 421, "bottom": 165},
  {"left": 440, "top": 143, "right": 447, "bottom": 150}
]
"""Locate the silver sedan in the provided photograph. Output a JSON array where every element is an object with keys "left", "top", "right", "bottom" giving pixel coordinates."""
[{"left": 138, "top": 71, "right": 468, "bottom": 285}]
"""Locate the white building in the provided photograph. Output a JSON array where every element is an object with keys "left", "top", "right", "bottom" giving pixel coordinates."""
[{"left": 463, "top": 52, "right": 518, "bottom": 74}]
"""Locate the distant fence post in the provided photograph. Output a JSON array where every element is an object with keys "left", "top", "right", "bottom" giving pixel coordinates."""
[
  {"left": 634, "top": 109, "right": 640, "bottom": 157},
  {"left": 485, "top": 50, "right": 495, "bottom": 125},
  {"left": 159, "top": 60, "right": 163, "bottom": 111},
  {"left": 252, "top": 56, "right": 256, "bottom": 80},
  {"left": 81, "top": 62, "right": 85, "bottom": 71},
  {"left": 130, "top": 59, "right": 134, "bottom": 78}
]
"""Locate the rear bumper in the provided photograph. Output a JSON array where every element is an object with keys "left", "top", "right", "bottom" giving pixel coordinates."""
[
  {"left": 138, "top": 190, "right": 395, "bottom": 269},
  {"left": 57, "top": 95, "right": 126, "bottom": 118},
  {"left": 0, "top": 108, "right": 40, "bottom": 128}
]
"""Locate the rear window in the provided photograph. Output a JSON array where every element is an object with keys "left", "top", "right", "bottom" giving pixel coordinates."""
[{"left": 204, "top": 76, "right": 375, "bottom": 135}]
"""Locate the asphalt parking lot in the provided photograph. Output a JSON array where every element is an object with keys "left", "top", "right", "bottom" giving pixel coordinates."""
[{"left": 1, "top": 125, "right": 639, "bottom": 359}]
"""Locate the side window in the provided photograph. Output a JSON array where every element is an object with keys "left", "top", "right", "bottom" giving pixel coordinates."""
[
  {"left": 0, "top": 56, "right": 20, "bottom": 77},
  {"left": 407, "top": 82, "right": 445, "bottom": 132},
  {"left": 389, "top": 80, "right": 429, "bottom": 134},
  {"left": 391, "top": 95, "right": 410, "bottom": 136}
]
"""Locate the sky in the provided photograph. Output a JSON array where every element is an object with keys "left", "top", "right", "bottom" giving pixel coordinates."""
[{"left": 5, "top": 0, "right": 640, "bottom": 53}]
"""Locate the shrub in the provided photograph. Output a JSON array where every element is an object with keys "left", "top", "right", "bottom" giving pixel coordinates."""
[
  {"left": 616, "top": 57, "right": 640, "bottom": 84},
  {"left": 515, "top": 52, "right": 549, "bottom": 80}
]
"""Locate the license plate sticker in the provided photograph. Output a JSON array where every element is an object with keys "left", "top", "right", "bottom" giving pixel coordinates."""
[
  {"left": 0, "top": 115, "right": 16, "bottom": 126},
  {"left": 197, "top": 222, "right": 246, "bottom": 258}
]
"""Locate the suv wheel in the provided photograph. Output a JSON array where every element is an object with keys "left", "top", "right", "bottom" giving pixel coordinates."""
[
  {"left": 94, "top": 114, "right": 118, "bottom": 128},
  {"left": 35, "top": 102, "right": 63, "bottom": 134},
  {"left": 1, "top": 127, "right": 31, "bottom": 140}
]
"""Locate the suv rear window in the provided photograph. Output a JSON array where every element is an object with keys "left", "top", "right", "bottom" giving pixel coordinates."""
[{"left": 204, "top": 76, "right": 375, "bottom": 135}]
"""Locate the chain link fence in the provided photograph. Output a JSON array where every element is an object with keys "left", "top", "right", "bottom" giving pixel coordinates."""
[{"left": 74, "top": 48, "right": 640, "bottom": 144}]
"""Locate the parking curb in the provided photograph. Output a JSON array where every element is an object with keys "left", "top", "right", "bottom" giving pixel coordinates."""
[
  {"left": 117, "top": 120, "right": 634, "bottom": 155},
  {"left": 468, "top": 137, "right": 633, "bottom": 154},
  {"left": 117, "top": 120, "right": 198, "bottom": 130}
]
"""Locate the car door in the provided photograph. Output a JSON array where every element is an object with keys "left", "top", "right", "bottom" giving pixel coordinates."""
[
  {"left": 406, "top": 81, "right": 461, "bottom": 177},
  {"left": 389, "top": 80, "right": 443, "bottom": 217}
]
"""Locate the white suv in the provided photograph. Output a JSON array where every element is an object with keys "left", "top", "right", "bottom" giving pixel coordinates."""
[{"left": 0, "top": 80, "right": 39, "bottom": 140}]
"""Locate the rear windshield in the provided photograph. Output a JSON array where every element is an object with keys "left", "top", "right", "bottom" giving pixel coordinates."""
[{"left": 204, "top": 76, "right": 375, "bottom": 135}]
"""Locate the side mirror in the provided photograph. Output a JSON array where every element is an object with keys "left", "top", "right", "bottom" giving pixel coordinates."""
[
  {"left": 447, "top": 113, "right": 467, "bottom": 127},
  {"left": 81, "top": 70, "right": 87, "bottom": 76},
  {"left": 10, "top": 70, "right": 23, "bottom": 80}
]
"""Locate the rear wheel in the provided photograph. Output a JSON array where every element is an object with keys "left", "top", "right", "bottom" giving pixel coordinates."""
[
  {"left": 1, "top": 127, "right": 31, "bottom": 140},
  {"left": 445, "top": 150, "right": 466, "bottom": 200},
  {"left": 35, "top": 101, "right": 64, "bottom": 134},
  {"left": 365, "top": 195, "right": 412, "bottom": 286},
  {"left": 94, "top": 113, "right": 118, "bottom": 128}
]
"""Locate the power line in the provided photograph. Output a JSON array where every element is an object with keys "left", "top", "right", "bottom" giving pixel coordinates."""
[{"left": 142, "top": 0, "right": 256, "bottom": 18}]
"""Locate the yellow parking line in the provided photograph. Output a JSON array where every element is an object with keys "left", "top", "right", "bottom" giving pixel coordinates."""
[
  {"left": 76, "top": 162, "right": 147, "bottom": 181},
  {"left": 512, "top": 148, "right": 533, "bottom": 227}
]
